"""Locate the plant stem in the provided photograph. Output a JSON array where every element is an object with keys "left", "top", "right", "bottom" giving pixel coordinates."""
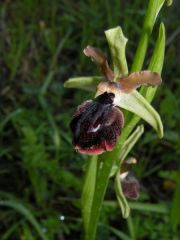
[{"left": 85, "top": 129, "right": 131, "bottom": 240}]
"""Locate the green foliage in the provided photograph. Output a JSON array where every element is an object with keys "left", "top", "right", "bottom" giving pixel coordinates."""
[{"left": 0, "top": 0, "right": 179, "bottom": 239}]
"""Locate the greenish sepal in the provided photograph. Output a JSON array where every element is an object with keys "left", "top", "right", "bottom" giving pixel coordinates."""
[
  {"left": 64, "top": 76, "right": 103, "bottom": 91},
  {"left": 114, "top": 90, "right": 163, "bottom": 138},
  {"left": 105, "top": 26, "right": 128, "bottom": 77}
]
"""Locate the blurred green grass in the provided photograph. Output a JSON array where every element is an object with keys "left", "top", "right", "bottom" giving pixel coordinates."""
[{"left": 0, "top": 0, "right": 179, "bottom": 239}]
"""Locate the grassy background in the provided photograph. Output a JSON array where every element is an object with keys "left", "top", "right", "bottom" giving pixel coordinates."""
[{"left": 0, "top": 0, "right": 179, "bottom": 239}]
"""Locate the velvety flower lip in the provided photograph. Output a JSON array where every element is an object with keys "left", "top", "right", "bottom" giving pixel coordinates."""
[{"left": 70, "top": 92, "right": 124, "bottom": 155}]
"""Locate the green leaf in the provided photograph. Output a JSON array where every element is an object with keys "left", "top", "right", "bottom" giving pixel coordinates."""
[
  {"left": 142, "top": 23, "right": 165, "bottom": 101},
  {"left": 81, "top": 156, "right": 98, "bottom": 234},
  {"left": 103, "top": 200, "right": 168, "bottom": 214},
  {"left": 64, "top": 76, "right": 102, "bottom": 91},
  {"left": 115, "top": 172, "right": 130, "bottom": 218},
  {"left": 105, "top": 26, "right": 128, "bottom": 77},
  {"left": 108, "top": 226, "right": 131, "bottom": 240},
  {"left": 0, "top": 109, "right": 22, "bottom": 131},
  {"left": 131, "top": 0, "right": 166, "bottom": 71},
  {"left": 129, "top": 202, "right": 168, "bottom": 214},
  {"left": 149, "top": 23, "right": 165, "bottom": 73}
]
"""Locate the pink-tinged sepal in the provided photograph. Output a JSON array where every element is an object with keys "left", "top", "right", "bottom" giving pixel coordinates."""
[{"left": 70, "top": 92, "right": 124, "bottom": 155}]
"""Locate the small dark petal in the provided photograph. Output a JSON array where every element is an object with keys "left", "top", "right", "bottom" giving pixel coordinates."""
[
  {"left": 121, "top": 172, "right": 140, "bottom": 200},
  {"left": 70, "top": 92, "right": 124, "bottom": 155}
]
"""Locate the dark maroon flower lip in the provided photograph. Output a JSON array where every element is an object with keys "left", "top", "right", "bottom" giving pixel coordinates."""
[{"left": 70, "top": 92, "right": 124, "bottom": 155}]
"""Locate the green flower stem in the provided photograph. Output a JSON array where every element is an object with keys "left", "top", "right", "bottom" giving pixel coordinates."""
[
  {"left": 127, "top": 215, "right": 136, "bottom": 240},
  {"left": 131, "top": 0, "right": 165, "bottom": 72},
  {"left": 81, "top": 156, "right": 98, "bottom": 233},
  {"left": 85, "top": 128, "right": 132, "bottom": 240}
]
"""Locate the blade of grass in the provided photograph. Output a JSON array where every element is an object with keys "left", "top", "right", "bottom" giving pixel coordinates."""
[
  {"left": 103, "top": 200, "right": 168, "bottom": 214},
  {"left": 170, "top": 171, "right": 180, "bottom": 231},
  {"left": 106, "top": 225, "right": 131, "bottom": 240},
  {"left": 0, "top": 109, "right": 22, "bottom": 131},
  {"left": 2, "top": 220, "right": 24, "bottom": 240},
  {"left": 129, "top": 202, "right": 168, "bottom": 213},
  {"left": 0, "top": 200, "right": 48, "bottom": 240}
]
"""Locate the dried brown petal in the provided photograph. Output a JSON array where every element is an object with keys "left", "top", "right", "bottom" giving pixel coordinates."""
[
  {"left": 83, "top": 46, "right": 114, "bottom": 81},
  {"left": 117, "top": 70, "right": 162, "bottom": 93}
]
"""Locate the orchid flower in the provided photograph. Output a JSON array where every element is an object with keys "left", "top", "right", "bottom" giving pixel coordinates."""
[{"left": 69, "top": 46, "right": 162, "bottom": 155}]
